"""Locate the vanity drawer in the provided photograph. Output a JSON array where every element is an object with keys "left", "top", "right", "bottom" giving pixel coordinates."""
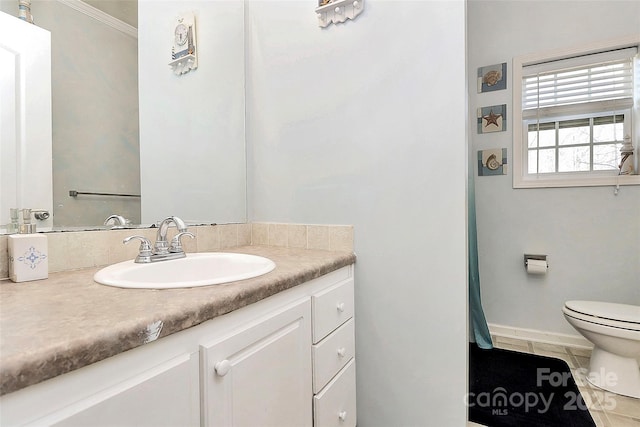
[
  {"left": 313, "top": 359, "right": 356, "bottom": 427},
  {"left": 312, "top": 318, "right": 355, "bottom": 393},
  {"left": 312, "top": 278, "right": 354, "bottom": 343}
]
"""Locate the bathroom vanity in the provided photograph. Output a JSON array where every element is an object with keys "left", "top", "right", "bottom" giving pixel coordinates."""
[{"left": 0, "top": 246, "right": 356, "bottom": 427}]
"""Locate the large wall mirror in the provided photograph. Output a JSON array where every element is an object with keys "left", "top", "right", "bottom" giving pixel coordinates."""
[{"left": 0, "top": 0, "right": 247, "bottom": 233}]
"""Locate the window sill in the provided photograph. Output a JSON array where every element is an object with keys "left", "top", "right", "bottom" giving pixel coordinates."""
[{"left": 513, "top": 173, "right": 640, "bottom": 189}]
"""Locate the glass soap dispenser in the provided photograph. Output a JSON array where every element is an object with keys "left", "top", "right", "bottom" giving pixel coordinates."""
[{"left": 6, "top": 208, "right": 20, "bottom": 234}]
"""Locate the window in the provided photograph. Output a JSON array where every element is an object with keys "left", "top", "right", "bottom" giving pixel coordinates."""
[
  {"left": 527, "top": 114, "right": 626, "bottom": 174},
  {"left": 513, "top": 38, "right": 640, "bottom": 188}
]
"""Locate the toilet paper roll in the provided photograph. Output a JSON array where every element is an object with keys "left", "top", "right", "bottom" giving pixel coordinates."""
[{"left": 527, "top": 259, "right": 548, "bottom": 275}]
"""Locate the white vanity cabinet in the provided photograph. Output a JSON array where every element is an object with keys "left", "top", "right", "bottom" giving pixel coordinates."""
[
  {"left": 200, "top": 298, "right": 312, "bottom": 427},
  {"left": 50, "top": 353, "right": 200, "bottom": 427},
  {"left": 311, "top": 278, "right": 357, "bottom": 427},
  {"left": 0, "top": 265, "right": 356, "bottom": 427},
  {"left": 0, "top": 333, "right": 202, "bottom": 427}
]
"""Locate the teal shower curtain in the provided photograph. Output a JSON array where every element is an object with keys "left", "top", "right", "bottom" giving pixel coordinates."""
[{"left": 468, "top": 170, "right": 493, "bottom": 349}]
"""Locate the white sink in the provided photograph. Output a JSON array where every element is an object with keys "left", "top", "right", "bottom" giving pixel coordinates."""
[{"left": 94, "top": 253, "right": 276, "bottom": 289}]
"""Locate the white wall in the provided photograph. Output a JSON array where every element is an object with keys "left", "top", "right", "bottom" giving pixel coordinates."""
[
  {"left": 468, "top": 0, "right": 640, "bottom": 335},
  {"left": 246, "top": 1, "right": 468, "bottom": 425},
  {"left": 138, "top": 0, "right": 246, "bottom": 224}
]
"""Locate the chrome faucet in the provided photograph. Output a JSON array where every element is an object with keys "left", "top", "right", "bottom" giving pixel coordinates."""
[
  {"left": 104, "top": 214, "right": 127, "bottom": 229},
  {"left": 155, "top": 216, "right": 187, "bottom": 254},
  {"left": 124, "top": 216, "right": 195, "bottom": 263}
]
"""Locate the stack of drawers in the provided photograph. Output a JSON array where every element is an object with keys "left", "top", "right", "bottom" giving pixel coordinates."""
[{"left": 311, "top": 277, "right": 356, "bottom": 427}]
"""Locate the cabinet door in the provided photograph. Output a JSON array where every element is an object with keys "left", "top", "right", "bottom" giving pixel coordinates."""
[
  {"left": 49, "top": 353, "right": 199, "bottom": 427},
  {"left": 201, "top": 299, "right": 312, "bottom": 427}
]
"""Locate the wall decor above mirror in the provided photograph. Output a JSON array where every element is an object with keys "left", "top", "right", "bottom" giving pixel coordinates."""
[{"left": 315, "top": 0, "right": 364, "bottom": 27}]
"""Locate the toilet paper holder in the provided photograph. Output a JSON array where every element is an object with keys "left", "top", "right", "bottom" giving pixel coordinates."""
[{"left": 524, "top": 254, "right": 547, "bottom": 268}]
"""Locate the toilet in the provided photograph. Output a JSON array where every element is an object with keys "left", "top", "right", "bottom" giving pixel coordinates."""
[{"left": 562, "top": 300, "right": 640, "bottom": 399}]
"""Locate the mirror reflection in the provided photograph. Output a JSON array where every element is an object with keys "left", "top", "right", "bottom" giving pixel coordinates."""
[
  {"left": 1, "top": 0, "right": 140, "bottom": 230},
  {"left": 0, "top": 0, "right": 247, "bottom": 233}
]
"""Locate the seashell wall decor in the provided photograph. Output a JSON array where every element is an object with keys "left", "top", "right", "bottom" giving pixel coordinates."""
[{"left": 316, "top": 0, "right": 364, "bottom": 28}]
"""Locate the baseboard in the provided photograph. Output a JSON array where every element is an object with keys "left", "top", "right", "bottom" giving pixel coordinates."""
[{"left": 488, "top": 323, "right": 593, "bottom": 349}]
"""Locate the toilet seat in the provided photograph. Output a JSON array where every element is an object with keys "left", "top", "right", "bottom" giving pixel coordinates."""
[{"left": 564, "top": 301, "right": 640, "bottom": 332}]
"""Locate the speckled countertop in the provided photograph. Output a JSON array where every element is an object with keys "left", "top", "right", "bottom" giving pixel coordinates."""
[{"left": 0, "top": 246, "right": 355, "bottom": 396}]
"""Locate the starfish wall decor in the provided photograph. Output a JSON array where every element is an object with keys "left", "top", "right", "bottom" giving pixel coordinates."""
[{"left": 477, "top": 104, "right": 507, "bottom": 134}]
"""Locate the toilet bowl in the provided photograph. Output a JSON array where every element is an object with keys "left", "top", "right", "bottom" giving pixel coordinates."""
[{"left": 562, "top": 300, "right": 640, "bottom": 399}]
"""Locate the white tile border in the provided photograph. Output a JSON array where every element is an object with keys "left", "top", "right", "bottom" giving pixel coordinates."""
[{"left": 489, "top": 323, "right": 593, "bottom": 350}]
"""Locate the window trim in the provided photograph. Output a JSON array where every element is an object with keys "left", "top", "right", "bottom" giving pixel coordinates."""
[{"left": 512, "top": 35, "right": 640, "bottom": 189}]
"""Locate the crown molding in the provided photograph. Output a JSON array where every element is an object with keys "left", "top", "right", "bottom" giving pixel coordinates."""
[{"left": 56, "top": 0, "right": 137, "bottom": 38}]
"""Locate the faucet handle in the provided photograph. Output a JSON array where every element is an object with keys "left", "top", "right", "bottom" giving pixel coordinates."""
[
  {"left": 169, "top": 231, "right": 195, "bottom": 253},
  {"left": 123, "top": 235, "right": 153, "bottom": 263}
]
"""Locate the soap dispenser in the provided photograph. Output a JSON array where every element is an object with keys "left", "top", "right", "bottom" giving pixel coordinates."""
[
  {"left": 6, "top": 208, "right": 20, "bottom": 234},
  {"left": 7, "top": 208, "right": 48, "bottom": 282}
]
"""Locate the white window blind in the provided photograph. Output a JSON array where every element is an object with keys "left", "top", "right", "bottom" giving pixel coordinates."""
[{"left": 522, "top": 47, "right": 637, "bottom": 118}]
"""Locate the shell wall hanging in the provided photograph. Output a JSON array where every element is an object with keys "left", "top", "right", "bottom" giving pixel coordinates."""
[
  {"left": 316, "top": 0, "right": 364, "bottom": 28},
  {"left": 478, "top": 149, "right": 508, "bottom": 176}
]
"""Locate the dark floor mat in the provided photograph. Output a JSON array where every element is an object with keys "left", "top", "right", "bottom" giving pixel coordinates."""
[{"left": 468, "top": 343, "right": 596, "bottom": 427}]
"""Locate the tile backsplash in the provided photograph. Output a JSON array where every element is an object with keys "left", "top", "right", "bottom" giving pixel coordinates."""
[
  {"left": 251, "top": 223, "right": 354, "bottom": 252},
  {"left": 0, "top": 222, "right": 354, "bottom": 280}
]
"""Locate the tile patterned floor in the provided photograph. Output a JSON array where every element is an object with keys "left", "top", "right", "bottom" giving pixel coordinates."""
[{"left": 467, "top": 336, "right": 640, "bottom": 427}]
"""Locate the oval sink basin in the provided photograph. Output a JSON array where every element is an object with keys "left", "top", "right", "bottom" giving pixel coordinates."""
[{"left": 94, "top": 253, "right": 276, "bottom": 289}]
